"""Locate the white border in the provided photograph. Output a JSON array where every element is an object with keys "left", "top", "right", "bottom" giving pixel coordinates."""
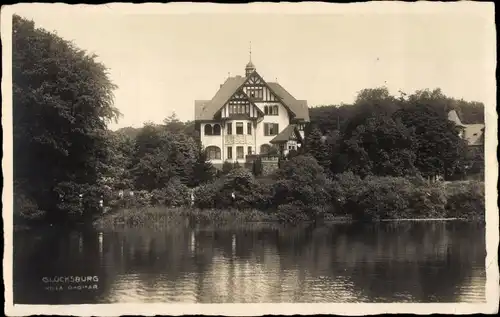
[{"left": 2, "top": 2, "right": 498, "bottom": 315}]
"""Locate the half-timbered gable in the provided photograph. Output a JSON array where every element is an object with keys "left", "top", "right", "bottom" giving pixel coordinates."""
[
  {"left": 219, "top": 89, "right": 263, "bottom": 119},
  {"left": 242, "top": 72, "right": 280, "bottom": 102}
]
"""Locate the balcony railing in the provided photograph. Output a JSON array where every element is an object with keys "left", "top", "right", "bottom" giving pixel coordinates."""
[{"left": 245, "top": 153, "right": 280, "bottom": 162}]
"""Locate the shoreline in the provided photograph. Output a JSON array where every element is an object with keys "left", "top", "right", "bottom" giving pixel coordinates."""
[
  {"left": 89, "top": 206, "right": 482, "bottom": 229},
  {"left": 14, "top": 215, "right": 483, "bottom": 231}
]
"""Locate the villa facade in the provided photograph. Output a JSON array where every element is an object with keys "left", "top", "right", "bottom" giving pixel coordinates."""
[{"left": 195, "top": 59, "right": 309, "bottom": 168}]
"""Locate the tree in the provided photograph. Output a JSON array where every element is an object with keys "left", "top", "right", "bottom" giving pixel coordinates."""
[
  {"left": 394, "top": 104, "right": 468, "bottom": 179},
  {"left": 340, "top": 115, "right": 418, "bottom": 177},
  {"left": 190, "top": 142, "right": 215, "bottom": 187},
  {"left": 101, "top": 131, "right": 135, "bottom": 191},
  {"left": 222, "top": 161, "right": 234, "bottom": 175},
  {"left": 132, "top": 125, "right": 198, "bottom": 190},
  {"left": 13, "top": 15, "right": 120, "bottom": 223},
  {"left": 305, "top": 127, "right": 330, "bottom": 170},
  {"left": 252, "top": 157, "right": 263, "bottom": 176},
  {"left": 163, "top": 112, "right": 185, "bottom": 134},
  {"left": 343, "top": 87, "right": 400, "bottom": 138},
  {"left": 273, "top": 155, "right": 330, "bottom": 218}
]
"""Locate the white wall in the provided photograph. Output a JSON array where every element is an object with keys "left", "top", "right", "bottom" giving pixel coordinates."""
[
  {"left": 254, "top": 102, "right": 290, "bottom": 153},
  {"left": 200, "top": 101, "right": 293, "bottom": 163},
  {"left": 200, "top": 122, "right": 224, "bottom": 165},
  {"left": 223, "top": 119, "right": 256, "bottom": 163}
]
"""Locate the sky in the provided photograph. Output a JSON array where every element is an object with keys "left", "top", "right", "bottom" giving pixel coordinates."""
[{"left": 9, "top": 3, "right": 496, "bottom": 130}]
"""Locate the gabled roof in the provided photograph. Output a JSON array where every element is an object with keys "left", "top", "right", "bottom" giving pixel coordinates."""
[
  {"left": 267, "top": 82, "right": 309, "bottom": 121},
  {"left": 270, "top": 124, "right": 302, "bottom": 144},
  {"left": 448, "top": 109, "right": 463, "bottom": 126},
  {"left": 195, "top": 76, "right": 246, "bottom": 121},
  {"left": 194, "top": 73, "right": 309, "bottom": 121}
]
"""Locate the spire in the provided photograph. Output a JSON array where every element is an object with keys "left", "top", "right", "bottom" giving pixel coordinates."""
[{"left": 245, "top": 41, "right": 256, "bottom": 77}]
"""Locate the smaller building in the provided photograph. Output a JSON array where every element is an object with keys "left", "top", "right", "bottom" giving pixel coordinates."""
[
  {"left": 448, "top": 109, "right": 485, "bottom": 177},
  {"left": 448, "top": 110, "right": 485, "bottom": 148}
]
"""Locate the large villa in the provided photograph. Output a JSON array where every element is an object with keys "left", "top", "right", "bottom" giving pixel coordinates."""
[{"left": 195, "top": 58, "right": 310, "bottom": 168}]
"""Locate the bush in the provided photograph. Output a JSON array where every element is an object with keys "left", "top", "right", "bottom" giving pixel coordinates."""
[
  {"left": 330, "top": 172, "right": 449, "bottom": 221},
  {"left": 161, "top": 179, "right": 191, "bottom": 207},
  {"left": 445, "top": 181, "right": 485, "bottom": 220},
  {"left": 193, "top": 168, "right": 275, "bottom": 211},
  {"left": 222, "top": 160, "right": 234, "bottom": 174},
  {"left": 273, "top": 155, "right": 330, "bottom": 218},
  {"left": 193, "top": 180, "right": 221, "bottom": 209},
  {"left": 406, "top": 182, "right": 447, "bottom": 218},
  {"left": 276, "top": 202, "right": 310, "bottom": 223}
]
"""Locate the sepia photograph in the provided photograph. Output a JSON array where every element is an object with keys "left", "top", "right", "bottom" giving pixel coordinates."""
[{"left": 2, "top": 2, "right": 498, "bottom": 316}]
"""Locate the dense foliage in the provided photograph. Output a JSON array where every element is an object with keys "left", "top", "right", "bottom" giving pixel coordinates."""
[
  {"left": 310, "top": 87, "right": 483, "bottom": 180},
  {"left": 13, "top": 15, "right": 120, "bottom": 223}
]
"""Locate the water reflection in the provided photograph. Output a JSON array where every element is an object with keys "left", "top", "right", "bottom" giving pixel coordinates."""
[{"left": 13, "top": 222, "right": 486, "bottom": 303}]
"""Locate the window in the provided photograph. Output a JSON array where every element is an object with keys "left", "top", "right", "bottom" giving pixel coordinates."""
[
  {"left": 227, "top": 147, "right": 233, "bottom": 159},
  {"left": 204, "top": 124, "right": 213, "bottom": 136},
  {"left": 227, "top": 122, "right": 232, "bottom": 135},
  {"left": 228, "top": 101, "right": 250, "bottom": 115},
  {"left": 236, "top": 146, "right": 244, "bottom": 159},
  {"left": 264, "top": 123, "right": 279, "bottom": 136},
  {"left": 247, "top": 122, "right": 252, "bottom": 135},
  {"left": 288, "top": 145, "right": 296, "bottom": 151},
  {"left": 205, "top": 146, "right": 221, "bottom": 160},
  {"left": 248, "top": 146, "right": 252, "bottom": 155},
  {"left": 264, "top": 105, "right": 278, "bottom": 116},
  {"left": 272, "top": 106, "right": 279, "bottom": 115},
  {"left": 213, "top": 124, "right": 221, "bottom": 135},
  {"left": 247, "top": 87, "right": 263, "bottom": 101},
  {"left": 298, "top": 123, "right": 305, "bottom": 131},
  {"left": 236, "top": 122, "right": 244, "bottom": 135}
]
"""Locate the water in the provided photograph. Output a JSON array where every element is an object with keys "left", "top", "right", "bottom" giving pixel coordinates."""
[{"left": 13, "top": 221, "right": 486, "bottom": 303}]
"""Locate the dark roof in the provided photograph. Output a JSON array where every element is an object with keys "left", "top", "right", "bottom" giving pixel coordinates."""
[
  {"left": 194, "top": 74, "right": 309, "bottom": 121},
  {"left": 267, "top": 82, "right": 309, "bottom": 121},
  {"left": 270, "top": 124, "right": 301, "bottom": 144},
  {"left": 195, "top": 76, "right": 246, "bottom": 121}
]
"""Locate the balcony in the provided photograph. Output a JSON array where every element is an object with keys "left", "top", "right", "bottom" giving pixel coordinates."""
[{"left": 225, "top": 134, "right": 254, "bottom": 145}]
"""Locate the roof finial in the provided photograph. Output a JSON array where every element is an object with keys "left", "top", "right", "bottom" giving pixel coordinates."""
[{"left": 249, "top": 41, "right": 252, "bottom": 62}]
